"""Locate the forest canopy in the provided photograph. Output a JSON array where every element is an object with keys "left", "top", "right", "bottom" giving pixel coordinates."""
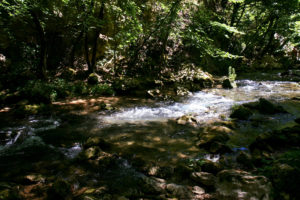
[{"left": 0, "top": 0, "right": 299, "bottom": 101}]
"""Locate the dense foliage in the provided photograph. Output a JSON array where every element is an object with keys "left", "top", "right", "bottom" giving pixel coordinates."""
[{"left": 0, "top": 0, "right": 299, "bottom": 101}]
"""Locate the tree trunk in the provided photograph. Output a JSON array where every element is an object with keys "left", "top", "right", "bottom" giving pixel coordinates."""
[
  {"left": 84, "top": 33, "right": 91, "bottom": 72},
  {"left": 69, "top": 30, "right": 84, "bottom": 67},
  {"left": 90, "top": 2, "right": 105, "bottom": 73},
  {"left": 30, "top": 10, "right": 47, "bottom": 79},
  {"left": 159, "top": 0, "right": 181, "bottom": 66},
  {"left": 230, "top": 3, "right": 240, "bottom": 26},
  {"left": 260, "top": 17, "right": 279, "bottom": 56}
]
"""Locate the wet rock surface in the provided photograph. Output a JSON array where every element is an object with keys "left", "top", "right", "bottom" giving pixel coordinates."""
[{"left": 215, "top": 169, "right": 272, "bottom": 200}]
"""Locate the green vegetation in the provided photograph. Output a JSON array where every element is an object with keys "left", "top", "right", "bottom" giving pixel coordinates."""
[
  {"left": 0, "top": 0, "right": 299, "bottom": 106},
  {"left": 0, "top": 2, "right": 300, "bottom": 199}
]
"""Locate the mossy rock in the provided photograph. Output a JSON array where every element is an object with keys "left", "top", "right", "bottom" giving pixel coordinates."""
[
  {"left": 257, "top": 98, "right": 286, "bottom": 114},
  {"left": 222, "top": 78, "right": 237, "bottom": 89},
  {"left": 88, "top": 73, "right": 100, "bottom": 85},
  {"left": 61, "top": 68, "right": 76, "bottom": 80},
  {"left": 230, "top": 105, "right": 253, "bottom": 120}
]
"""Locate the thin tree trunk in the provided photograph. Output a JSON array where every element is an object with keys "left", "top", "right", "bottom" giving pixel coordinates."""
[
  {"left": 69, "top": 30, "right": 84, "bottom": 67},
  {"left": 235, "top": 3, "right": 246, "bottom": 27},
  {"left": 84, "top": 33, "right": 91, "bottom": 72},
  {"left": 230, "top": 3, "right": 240, "bottom": 26},
  {"left": 159, "top": 0, "right": 181, "bottom": 66},
  {"left": 90, "top": 2, "right": 104, "bottom": 73},
  {"left": 260, "top": 18, "right": 279, "bottom": 56},
  {"left": 30, "top": 10, "right": 47, "bottom": 79}
]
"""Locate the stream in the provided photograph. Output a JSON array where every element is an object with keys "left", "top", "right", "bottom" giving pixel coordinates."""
[
  {"left": 0, "top": 76, "right": 300, "bottom": 199},
  {"left": 1, "top": 79, "right": 300, "bottom": 160}
]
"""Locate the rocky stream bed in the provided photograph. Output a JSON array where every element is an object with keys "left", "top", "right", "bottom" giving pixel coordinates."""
[{"left": 0, "top": 75, "right": 300, "bottom": 200}]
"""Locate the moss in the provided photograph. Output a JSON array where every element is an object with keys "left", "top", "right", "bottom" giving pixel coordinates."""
[{"left": 230, "top": 105, "right": 253, "bottom": 120}]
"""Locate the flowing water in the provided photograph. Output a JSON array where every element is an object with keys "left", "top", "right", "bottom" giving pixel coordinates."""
[{"left": 1, "top": 78, "right": 300, "bottom": 169}]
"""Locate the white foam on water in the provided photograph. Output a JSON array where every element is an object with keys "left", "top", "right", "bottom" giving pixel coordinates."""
[{"left": 101, "top": 80, "right": 300, "bottom": 125}]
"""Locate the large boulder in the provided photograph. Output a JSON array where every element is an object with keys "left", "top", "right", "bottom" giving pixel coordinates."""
[
  {"left": 196, "top": 126, "right": 232, "bottom": 154},
  {"left": 230, "top": 105, "right": 253, "bottom": 120},
  {"left": 244, "top": 98, "right": 287, "bottom": 115},
  {"left": 271, "top": 163, "right": 300, "bottom": 200},
  {"left": 249, "top": 125, "right": 300, "bottom": 157},
  {"left": 257, "top": 98, "right": 286, "bottom": 114},
  {"left": 215, "top": 169, "right": 272, "bottom": 200},
  {"left": 222, "top": 78, "right": 237, "bottom": 89}
]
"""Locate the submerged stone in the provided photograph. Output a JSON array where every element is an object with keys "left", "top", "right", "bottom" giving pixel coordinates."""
[{"left": 215, "top": 169, "right": 272, "bottom": 200}]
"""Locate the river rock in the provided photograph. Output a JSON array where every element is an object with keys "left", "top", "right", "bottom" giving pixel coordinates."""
[
  {"left": 201, "top": 160, "right": 223, "bottom": 174},
  {"left": 84, "top": 137, "right": 112, "bottom": 151},
  {"left": 166, "top": 183, "right": 194, "bottom": 199},
  {"left": 147, "top": 165, "right": 174, "bottom": 178},
  {"left": 209, "top": 142, "right": 232, "bottom": 154},
  {"left": 205, "top": 126, "right": 234, "bottom": 135},
  {"left": 250, "top": 125, "right": 300, "bottom": 156},
  {"left": 215, "top": 169, "right": 272, "bottom": 200},
  {"left": 191, "top": 172, "right": 216, "bottom": 186},
  {"left": 222, "top": 78, "right": 237, "bottom": 89},
  {"left": 140, "top": 176, "right": 166, "bottom": 195},
  {"left": 47, "top": 179, "right": 72, "bottom": 200},
  {"left": 236, "top": 151, "right": 253, "bottom": 169},
  {"left": 244, "top": 98, "right": 287, "bottom": 114},
  {"left": 230, "top": 106, "right": 253, "bottom": 120},
  {"left": 176, "top": 114, "right": 198, "bottom": 126},
  {"left": 257, "top": 98, "right": 286, "bottom": 114},
  {"left": 84, "top": 146, "right": 101, "bottom": 160},
  {"left": 271, "top": 163, "right": 300, "bottom": 200},
  {"left": 197, "top": 127, "right": 231, "bottom": 153},
  {"left": 22, "top": 174, "right": 46, "bottom": 184}
]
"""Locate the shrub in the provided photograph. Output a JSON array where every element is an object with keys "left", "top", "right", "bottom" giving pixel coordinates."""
[{"left": 90, "top": 84, "right": 114, "bottom": 96}]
